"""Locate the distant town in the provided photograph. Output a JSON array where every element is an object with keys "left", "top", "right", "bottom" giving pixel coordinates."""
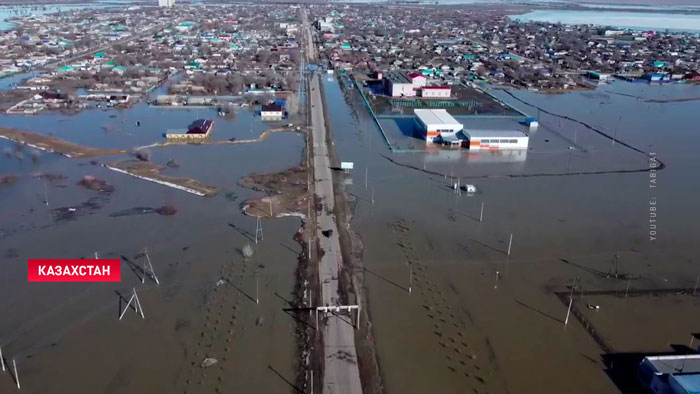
[{"left": 0, "top": 1, "right": 697, "bottom": 114}]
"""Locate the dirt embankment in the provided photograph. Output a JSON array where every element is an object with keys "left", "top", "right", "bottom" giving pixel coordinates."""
[
  {"left": 136, "top": 126, "right": 304, "bottom": 151},
  {"left": 0, "top": 127, "right": 126, "bottom": 158},
  {"left": 0, "top": 174, "right": 18, "bottom": 186},
  {"left": 105, "top": 159, "right": 218, "bottom": 197},
  {"left": 239, "top": 121, "right": 318, "bottom": 392},
  {"left": 239, "top": 165, "right": 310, "bottom": 219}
]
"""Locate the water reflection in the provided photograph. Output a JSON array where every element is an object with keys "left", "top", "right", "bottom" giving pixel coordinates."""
[{"left": 423, "top": 143, "right": 528, "bottom": 165}]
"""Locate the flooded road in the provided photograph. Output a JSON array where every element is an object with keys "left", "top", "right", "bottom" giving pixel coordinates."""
[{"left": 324, "top": 74, "right": 700, "bottom": 393}]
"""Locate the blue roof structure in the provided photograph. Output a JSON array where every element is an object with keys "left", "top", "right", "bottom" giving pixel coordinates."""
[{"left": 672, "top": 374, "right": 700, "bottom": 394}]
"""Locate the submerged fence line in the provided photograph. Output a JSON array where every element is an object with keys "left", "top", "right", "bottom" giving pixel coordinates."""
[{"left": 352, "top": 77, "right": 395, "bottom": 152}]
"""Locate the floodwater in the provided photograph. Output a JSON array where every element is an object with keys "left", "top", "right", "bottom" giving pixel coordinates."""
[
  {"left": 0, "top": 71, "right": 42, "bottom": 89},
  {"left": 0, "top": 91, "right": 306, "bottom": 392},
  {"left": 0, "top": 103, "right": 276, "bottom": 149},
  {"left": 0, "top": 4, "right": 113, "bottom": 31},
  {"left": 512, "top": 10, "right": 700, "bottom": 33},
  {"left": 324, "top": 74, "right": 700, "bottom": 393}
]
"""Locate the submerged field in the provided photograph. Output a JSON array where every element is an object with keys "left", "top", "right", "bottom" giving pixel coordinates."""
[
  {"left": 328, "top": 75, "right": 700, "bottom": 394},
  {"left": 0, "top": 99, "right": 307, "bottom": 393}
]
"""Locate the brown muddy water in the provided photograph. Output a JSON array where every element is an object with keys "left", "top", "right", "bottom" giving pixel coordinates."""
[
  {"left": 328, "top": 74, "right": 700, "bottom": 394},
  {"left": 0, "top": 102, "right": 306, "bottom": 393},
  {"left": 1, "top": 74, "right": 699, "bottom": 394}
]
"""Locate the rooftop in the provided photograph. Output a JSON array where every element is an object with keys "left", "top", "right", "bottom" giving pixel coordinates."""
[
  {"left": 671, "top": 374, "right": 700, "bottom": 394},
  {"left": 262, "top": 104, "right": 283, "bottom": 112},
  {"left": 414, "top": 109, "right": 462, "bottom": 127},
  {"left": 644, "top": 355, "right": 700, "bottom": 375},
  {"left": 386, "top": 71, "right": 411, "bottom": 84},
  {"left": 187, "top": 119, "right": 213, "bottom": 134}
]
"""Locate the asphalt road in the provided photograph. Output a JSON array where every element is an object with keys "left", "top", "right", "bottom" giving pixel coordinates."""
[
  {"left": 309, "top": 72, "right": 362, "bottom": 394},
  {"left": 302, "top": 9, "right": 317, "bottom": 63}
]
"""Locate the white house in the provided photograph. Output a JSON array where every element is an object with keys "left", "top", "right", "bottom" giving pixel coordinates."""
[
  {"left": 407, "top": 72, "right": 427, "bottom": 88},
  {"left": 385, "top": 72, "right": 416, "bottom": 97},
  {"left": 261, "top": 104, "right": 284, "bottom": 120}
]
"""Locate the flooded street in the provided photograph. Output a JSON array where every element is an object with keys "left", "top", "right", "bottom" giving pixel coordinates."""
[{"left": 325, "top": 74, "right": 700, "bottom": 393}]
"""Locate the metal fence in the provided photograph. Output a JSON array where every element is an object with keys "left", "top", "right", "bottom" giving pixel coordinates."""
[{"left": 389, "top": 99, "right": 484, "bottom": 108}]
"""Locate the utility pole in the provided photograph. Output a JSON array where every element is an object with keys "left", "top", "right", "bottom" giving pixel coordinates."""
[
  {"left": 608, "top": 254, "right": 620, "bottom": 278},
  {"left": 408, "top": 263, "right": 413, "bottom": 295},
  {"left": 119, "top": 287, "right": 145, "bottom": 320},
  {"left": 565, "top": 284, "right": 574, "bottom": 326},
  {"left": 43, "top": 179, "right": 49, "bottom": 206},
  {"left": 0, "top": 344, "right": 5, "bottom": 372},
  {"left": 142, "top": 247, "right": 160, "bottom": 285},
  {"left": 255, "top": 215, "right": 264, "bottom": 244},
  {"left": 479, "top": 202, "right": 484, "bottom": 222},
  {"left": 507, "top": 233, "right": 513, "bottom": 256},
  {"left": 12, "top": 359, "right": 19, "bottom": 389},
  {"left": 564, "top": 278, "right": 577, "bottom": 326},
  {"left": 255, "top": 271, "right": 259, "bottom": 305}
]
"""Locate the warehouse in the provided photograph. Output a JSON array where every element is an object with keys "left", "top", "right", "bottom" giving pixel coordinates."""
[
  {"left": 414, "top": 109, "right": 463, "bottom": 143},
  {"left": 463, "top": 129, "right": 529, "bottom": 150}
]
